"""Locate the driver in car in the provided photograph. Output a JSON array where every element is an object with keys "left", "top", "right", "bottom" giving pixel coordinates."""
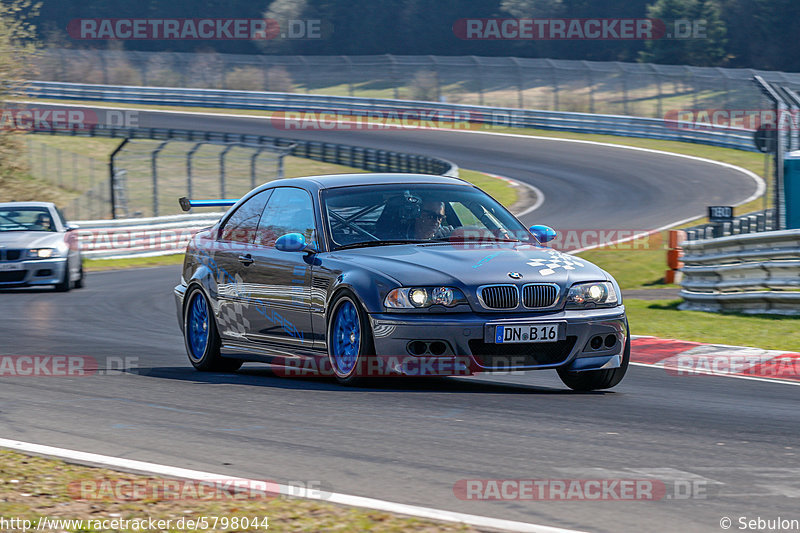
[
  {"left": 34, "top": 213, "right": 53, "bottom": 231},
  {"left": 412, "top": 200, "right": 453, "bottom": 240}
]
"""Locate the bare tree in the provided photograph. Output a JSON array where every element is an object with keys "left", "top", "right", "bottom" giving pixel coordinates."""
[{"left": 0, "top": 0, "right": 39, "bottom": 195}]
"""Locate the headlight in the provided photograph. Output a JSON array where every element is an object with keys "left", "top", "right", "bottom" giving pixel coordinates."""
[
  {"left": 27, "top": 248, "right": 56, "bottom": 259},
  {"left": 384, "top": 287, "right": 467, "bottom": 309},
  {"left": 565, "top": 281, "right": 619, "bottom": 309}
]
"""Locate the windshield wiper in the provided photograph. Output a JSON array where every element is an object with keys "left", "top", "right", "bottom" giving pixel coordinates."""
[
  {"left": 335, "top": 239, "right": 428, "bottom": 250},
  {"left": 432, "top": 236, "right": 521, "bottom": 243}
]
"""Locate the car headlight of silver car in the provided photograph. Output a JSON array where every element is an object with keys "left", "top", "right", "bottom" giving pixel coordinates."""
[
  {"left": 565, "top": 281, "right": 619, "bottom": 309},
  {"left": 384, "top": 287, "right": 467, "bottom": 309},
  {"left": 27, "top": 248, "right": 57, "bottom": 259}
]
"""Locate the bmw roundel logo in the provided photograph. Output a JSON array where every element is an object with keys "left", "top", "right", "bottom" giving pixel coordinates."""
[{"left": 508, "top": 272, "right": 523, "bottom": 279}]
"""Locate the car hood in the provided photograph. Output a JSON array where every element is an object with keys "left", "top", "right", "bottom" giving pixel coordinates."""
[
  {"left": 0, "top": 231, "right": 63, "bottom": 249},
  {"left": 331, "top": 242, "right": 611, "bottom": 288}
]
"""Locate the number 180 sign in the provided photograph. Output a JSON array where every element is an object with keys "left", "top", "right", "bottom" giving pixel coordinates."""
[{"left": 708, "top": 206, "right": 733, "bottom": 222}]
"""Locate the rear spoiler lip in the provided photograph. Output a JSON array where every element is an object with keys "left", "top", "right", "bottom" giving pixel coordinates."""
[{"left": 179, "top": 197, "right": 238, "bottom": 212}]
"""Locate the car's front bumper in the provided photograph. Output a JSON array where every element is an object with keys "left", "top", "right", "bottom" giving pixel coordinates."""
[
  {"left": 368, "top": 306, "right": 627, "bottom": 375},
  {"left": 0, "top": 257, "right": 68, "bottom": 287}
]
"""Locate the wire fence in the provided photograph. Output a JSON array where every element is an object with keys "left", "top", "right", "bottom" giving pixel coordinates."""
[
  {"left": 25, "top": 136, "right": 109, "bottom": 220},
  {"left": 25, "top": 136, "right": 289, "bottom": 219},
  {"left": 111, "top": 140, "right": 287, "bottom": 218},
  {"left": 33, "top": 48, "right": 800, "bottom": 118}
]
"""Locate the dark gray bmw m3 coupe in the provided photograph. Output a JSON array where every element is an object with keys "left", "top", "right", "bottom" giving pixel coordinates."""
[{"left": 175, "top": 173, "right": 629, "bottom": 390}]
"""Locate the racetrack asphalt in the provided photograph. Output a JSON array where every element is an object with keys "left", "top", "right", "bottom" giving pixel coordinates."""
[
  {"left": 1, "top": 266, "right": 798, "bottom": 533},
  {"left": 2, "top": 108, "right": 791, "bottom": 532}
]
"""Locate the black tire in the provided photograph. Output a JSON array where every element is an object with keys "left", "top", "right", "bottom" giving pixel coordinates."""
[
  {"left": 326, "top": 290, "right": 376, "bottom": 386},
  {"left": 558, "top": 327, "right": 630, "bottom": 391},
  {"left": 54, "top": 264, "right": 72, "bottom": 292},
  {"left": 74, "top": 264, "right": 84, "bottom": 289},
  {"left": 183, "top": 286, "right": 243, "bottom": 372}
]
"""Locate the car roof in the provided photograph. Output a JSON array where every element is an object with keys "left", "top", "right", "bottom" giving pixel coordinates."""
[
  {"left": 0, "top": 201, "right": 56, "bottom": 209},
  {"left": 261, "top": 173, "right": 472, "bottom": 190}
]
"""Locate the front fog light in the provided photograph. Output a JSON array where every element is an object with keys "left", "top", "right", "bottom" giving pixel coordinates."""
[{"left": 409, "top": 288, "right": 429, "bottom": 307}]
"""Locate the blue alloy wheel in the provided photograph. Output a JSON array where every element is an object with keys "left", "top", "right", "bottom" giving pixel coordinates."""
[
  {"left": 331, "top": 300, "right": 361, "bottom": 375},
  {"left": 187, "top": 291, "right": 210, "bottom": 361}
]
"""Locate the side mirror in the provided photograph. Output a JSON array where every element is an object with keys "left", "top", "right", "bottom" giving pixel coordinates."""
[
  {"left": 529, "top": 225, "right": 557, "bottom": 243},
  {"left": 65, "top": 224, "right": 79, "bottom": 232},
  {"left": 275, "top": 233, "right": 316, "bottom": 253}
]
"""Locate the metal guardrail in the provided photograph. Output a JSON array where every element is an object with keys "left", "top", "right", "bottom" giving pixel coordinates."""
[
  {"left": 73, "top": 212, "right": 223, "bottom": 259},
  {"left": 679, "top": 229, "right": 800, "bottom": 315},
  {"left": 684, "top": 209, "right": 777, "bottom": 241},
  {"left": 25, "top": 81, "right": 758, "bottom": 152}
]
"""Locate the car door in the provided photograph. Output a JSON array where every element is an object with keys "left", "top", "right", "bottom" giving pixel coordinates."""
[
  {"left": 240, "top": 187, "right": 316, "bottom": 351},
  {"left": 212, "top": 189, "right": 273, "bottom": 341}
]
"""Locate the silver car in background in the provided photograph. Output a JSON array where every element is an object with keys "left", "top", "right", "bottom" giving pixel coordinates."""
[{"left": 0, "top": 202, "right": 84, "bottom": 291}]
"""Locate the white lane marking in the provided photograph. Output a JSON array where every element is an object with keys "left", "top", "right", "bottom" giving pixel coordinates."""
[
  {"left": 480, "top": 171, "right": 545, "bottom": 216},
  {"left": 21, "top": 100, "right": 763, "bottom": 225},
  {"left": 629, "top": 362, "right": 800, "bottom": 387},
  {"left": 0, "top": 438, "right": 584, "bottom": 533}
]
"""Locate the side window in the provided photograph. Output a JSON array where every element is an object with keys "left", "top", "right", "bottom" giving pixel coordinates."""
[
  {"left": 256, "top": 188, "right": 316, "bottom": 247},
  {"left": 219, "top": 190, "right": 272, "bottom": 243}
]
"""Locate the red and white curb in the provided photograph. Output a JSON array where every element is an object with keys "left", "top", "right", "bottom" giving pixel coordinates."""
[{"left": 630, "top": 336, "right": 800, "bottom": 385}]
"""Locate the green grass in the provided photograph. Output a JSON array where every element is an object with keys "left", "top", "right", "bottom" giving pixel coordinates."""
[
  {"left": 84, "top": 254, "right": 185, "bottom": 272},
  {"left": 626, "top": 299, "right": 800, "bottom": 351},
  {"left": 458, "top": 168, "right": 518, "bottom": 207},
  {"left": 579, "top": 247, "right": 670, "bottom": 290}
]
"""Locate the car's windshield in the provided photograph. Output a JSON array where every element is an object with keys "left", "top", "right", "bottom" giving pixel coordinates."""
[
  {"left": 0, "top": 207, "right": 56, "bottom": 232},
  {"left": 322, "top": 183, "right": 537, "bottom": 249}
]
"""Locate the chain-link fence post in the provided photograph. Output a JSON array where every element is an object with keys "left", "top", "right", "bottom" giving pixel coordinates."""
[
  {"left": 250, "top": 147, "right": 264, "bottom": 189},
  {"left": 56, "top": 148, "right": 62, "bottom": 187},
  {"left": 151, "top": 140, "right": 169, "bottom": 217},
  {"left": 186, "top": 142, "right": 203, "bottom": 211},
  {"left": 72, "top": 152, "right": 77, "bottom": 191},
  {"left": 219, "top": 144, "right": 235, "bottom": 198},
  {"left": 388, "top": 55, "right": 399, "bottom": 100}
]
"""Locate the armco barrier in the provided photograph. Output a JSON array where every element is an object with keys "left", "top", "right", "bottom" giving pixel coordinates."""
[
  {"left": 25, "top": 81, "right": 757, "bottom": 152},
  {"left": 73, "top": 212, "right": 223, "bottom": 259},
  {"left": 679, "top": 229, "right": 800, "bottom": 315}
]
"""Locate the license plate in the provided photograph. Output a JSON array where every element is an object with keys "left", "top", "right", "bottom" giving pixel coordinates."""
[
  {"left": 495, "top": 323, "right": 559, "bottom": 344},
  {"left": 0, "top": 263, "right": 23, "bottom": 271}
]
